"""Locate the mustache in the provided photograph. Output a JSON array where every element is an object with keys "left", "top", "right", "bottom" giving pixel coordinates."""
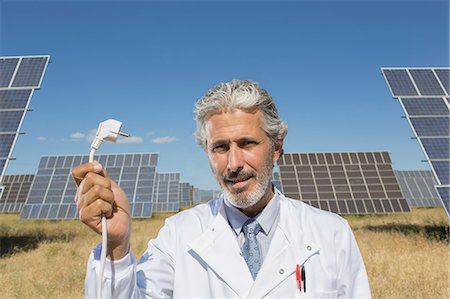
[{"left": 223, "top": 170, "right": 256, "bottom": 182}]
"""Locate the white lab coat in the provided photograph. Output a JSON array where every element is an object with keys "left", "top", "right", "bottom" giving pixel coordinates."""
[{"left": 86, "top": 190, "right": 371, "bottom": 298}]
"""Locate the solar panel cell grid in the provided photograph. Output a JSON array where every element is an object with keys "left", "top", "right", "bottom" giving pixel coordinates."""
[
  {"left": 0, "top": 109, "right": 24, "bottom": 131},
  {"left": 0, "top": 90, "right": 32, "bottom": 109},
  {"left": 383, "top": 69, "right": 418, "bottom": 97},
  {"left": 278, "top": 152, "right": 409, "bottom": 214},
  {"left": 0, "top": 58, "right": 19, "bottom": 87},
  {"left": 20, "top": 153, "right": 158, "bottom": 219},
  {"left": 434, "top": 69, "right": 450, "bottom": 95},
  {"left": 409, "top": 69, "right": 446, "bottom": 96},
  {"left": 402, "top": 98, "right": 448, "bottom": 116},
  {"left": 0, "top": 134, "right": 16, "bottom": 157},
  {"left": 421, "top": 138, "right": 449, "bottom": 159},
  {"left": 431, "top": 161, "right": 450, "bottom": 185},
  {"left": 11, "top": 57, "right": 49, "bottom": 88},
  {"left": 410, "top": 117, "right": 449, "bottom": 136},
  {"left": 436, "top": 187, "right": 450, "bottom": 211}
]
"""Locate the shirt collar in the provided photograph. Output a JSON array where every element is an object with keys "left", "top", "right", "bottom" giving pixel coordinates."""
[{"left": 223, "top": 190, "right": 280, "bottom": 236}]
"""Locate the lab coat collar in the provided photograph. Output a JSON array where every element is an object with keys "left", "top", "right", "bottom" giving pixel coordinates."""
[
  {"left": 188, "top": 191, "right": 321, "bottom": 299},
  {"left": 188, "top": 197, "right": 254, "bottom": 298}
]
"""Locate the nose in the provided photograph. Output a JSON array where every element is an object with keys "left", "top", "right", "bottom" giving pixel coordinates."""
[{"left": 227, "top": 145, "right": 244, "bottom": 173}]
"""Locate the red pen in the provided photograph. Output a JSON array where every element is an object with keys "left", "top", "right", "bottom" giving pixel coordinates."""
[{"left": 296, "top": 264, "right": 302, "bottom": 291}]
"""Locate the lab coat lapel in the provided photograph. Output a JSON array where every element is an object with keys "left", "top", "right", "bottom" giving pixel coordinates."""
[
  {"left": 188, "top": 200, "right": 253, "bottom": 298},
  {"left": 248, "top": 197, "right": 320, "bottom": 298}
]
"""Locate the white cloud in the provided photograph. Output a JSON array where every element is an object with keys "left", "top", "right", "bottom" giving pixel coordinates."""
[
  {"left": 36, "top": 136, "right": 47, "bottom": 142},
  {"left": 147, "top": 131, "right": 155, "bottom": 136},
  {"left": 117, "top": 136, "right": 143, "bottom": 144},
  {"left": 86, "top": 129, "right": 97, "bottom": 143},
  {"left": 152, "top": 136, "right": 178, "bottom": 144},
  {"left": 70, "top": 132, "right": 85, "bottom": 141}
]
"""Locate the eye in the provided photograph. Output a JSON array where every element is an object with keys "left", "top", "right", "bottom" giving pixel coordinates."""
[
  {"left": 212, "top": 144, "right": 229, "bottom": 153},
  {"left": 240, "top": 140, "right": 258, "bottom": 148}
]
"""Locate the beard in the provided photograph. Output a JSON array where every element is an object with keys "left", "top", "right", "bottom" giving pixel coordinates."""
[{"left": 214, "top": 148, "right": 274, "bottom": 209}]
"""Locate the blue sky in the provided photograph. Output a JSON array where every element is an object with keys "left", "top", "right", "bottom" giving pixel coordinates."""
[{"left": 1, "top": 0, "right": 449, "bottom": 190}]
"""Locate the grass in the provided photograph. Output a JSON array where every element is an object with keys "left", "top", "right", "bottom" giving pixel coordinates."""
[{"left": 0, "top": 208, "right": 448, "bottom": 298}]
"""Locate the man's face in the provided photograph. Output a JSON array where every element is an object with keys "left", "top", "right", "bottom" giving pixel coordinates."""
[{"left": 205, "top": 109, "right": 282, "bottom": 209}]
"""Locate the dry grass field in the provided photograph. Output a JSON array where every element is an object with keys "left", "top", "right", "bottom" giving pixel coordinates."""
[{"left": 0, "top": 207, "right": 448, "bottom": 298}]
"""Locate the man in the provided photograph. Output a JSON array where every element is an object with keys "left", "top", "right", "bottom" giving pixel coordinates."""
[{"left": 72, "top": 80, "right": 371, "bottom": 298}]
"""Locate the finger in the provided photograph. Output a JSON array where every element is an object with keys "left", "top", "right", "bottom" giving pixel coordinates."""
[
  {"left": 80, "top": 171, "right": 112, "bottom": 195},
  {"left": 71, "top": 161, "right": 104, "bottom": 186},
  {"left": 77, "top": 185, "right": 115, "bottom": 212},
  {"left": 79, "top": 198, "right": 115, "bottom": 231}
]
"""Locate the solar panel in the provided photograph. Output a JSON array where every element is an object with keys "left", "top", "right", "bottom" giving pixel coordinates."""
[
  {"left": 179, "top": 182, "right": 194, "bottom": 208},
  {"left": 434, "top": 69, "right": 450, "bottom": 94},
  {"left": 0, "top": 55, "right": 50, "bottom": 198},
  {"left": 277, "top": 152, "right": 410, "bottom": 214},
  {"left": 10, "top": 57, "right": 49, "bottom": 88},
  {"left": 272, "top": 171, "right": 282, "bottom": 192},
  {"left": 0, "top": 174, "right": 34, "bottom": 212},
  {"left": 436, "top": 187, "right": 450, "bottom": 213},
  {"left": 20, "top": 153, "right": 158, "bottom": 219},
  {"left": 382, "top": 69, "right": 418, "bottom": 97},
  {"left": 152, "top": 172, "right": 180, "bottom": 212},
  {"left": 0, "top": 58, "right": 19, "bottom": 87},
  {"left": 196, "top": 189, "right": 221, "bottom": 204},
  {"left": 409, "top": 69, "right": 446, "bottom": 96},
  {"left": 382, "top": 67, "right": 450, "bottom": 217},
  {"left": 394, "top": 170, "right": 441, "bottom": 207}
]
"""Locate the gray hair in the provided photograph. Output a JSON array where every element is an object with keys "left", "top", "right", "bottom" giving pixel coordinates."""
[{"left": 195, "top": 79, "right": 288, "bottom": 149}]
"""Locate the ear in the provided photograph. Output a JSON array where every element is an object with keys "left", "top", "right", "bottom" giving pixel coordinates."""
[{"left": 272, "top": 139, "right": 284, "bottom": 164}]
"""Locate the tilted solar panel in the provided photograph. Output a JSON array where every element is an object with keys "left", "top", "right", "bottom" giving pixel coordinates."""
[
  {"left": 0, "top": 55, "right": 50, "bottom": 202},
  {"left": 382, "top": 67, "right": 450, "bottom": 217}
]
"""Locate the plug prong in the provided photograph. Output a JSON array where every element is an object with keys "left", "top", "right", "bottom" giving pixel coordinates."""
[
  {"left": 119, "top": 131, "right": 129, "bottom": 138},
  {"left": 110, "top": 130, "right": 129, "bottom": 138}
]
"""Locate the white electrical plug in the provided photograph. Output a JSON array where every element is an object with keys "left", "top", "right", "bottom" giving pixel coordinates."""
[
  {"left": 90, "top": 119, "right": 129, "bottom": 152},
  {"left": 88, "top": 119, "right": 128, "bottom": 299}
]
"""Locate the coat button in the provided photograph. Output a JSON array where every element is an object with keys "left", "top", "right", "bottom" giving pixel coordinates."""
[
  {"left": 211, "top": 228, "right": 215, "bottom": 232},
  {"left": 306, "top": 245, "right": 312, "bottom": 251},
  {"left": 279, "top": 269, "right": 284, "bottom": 274}
]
